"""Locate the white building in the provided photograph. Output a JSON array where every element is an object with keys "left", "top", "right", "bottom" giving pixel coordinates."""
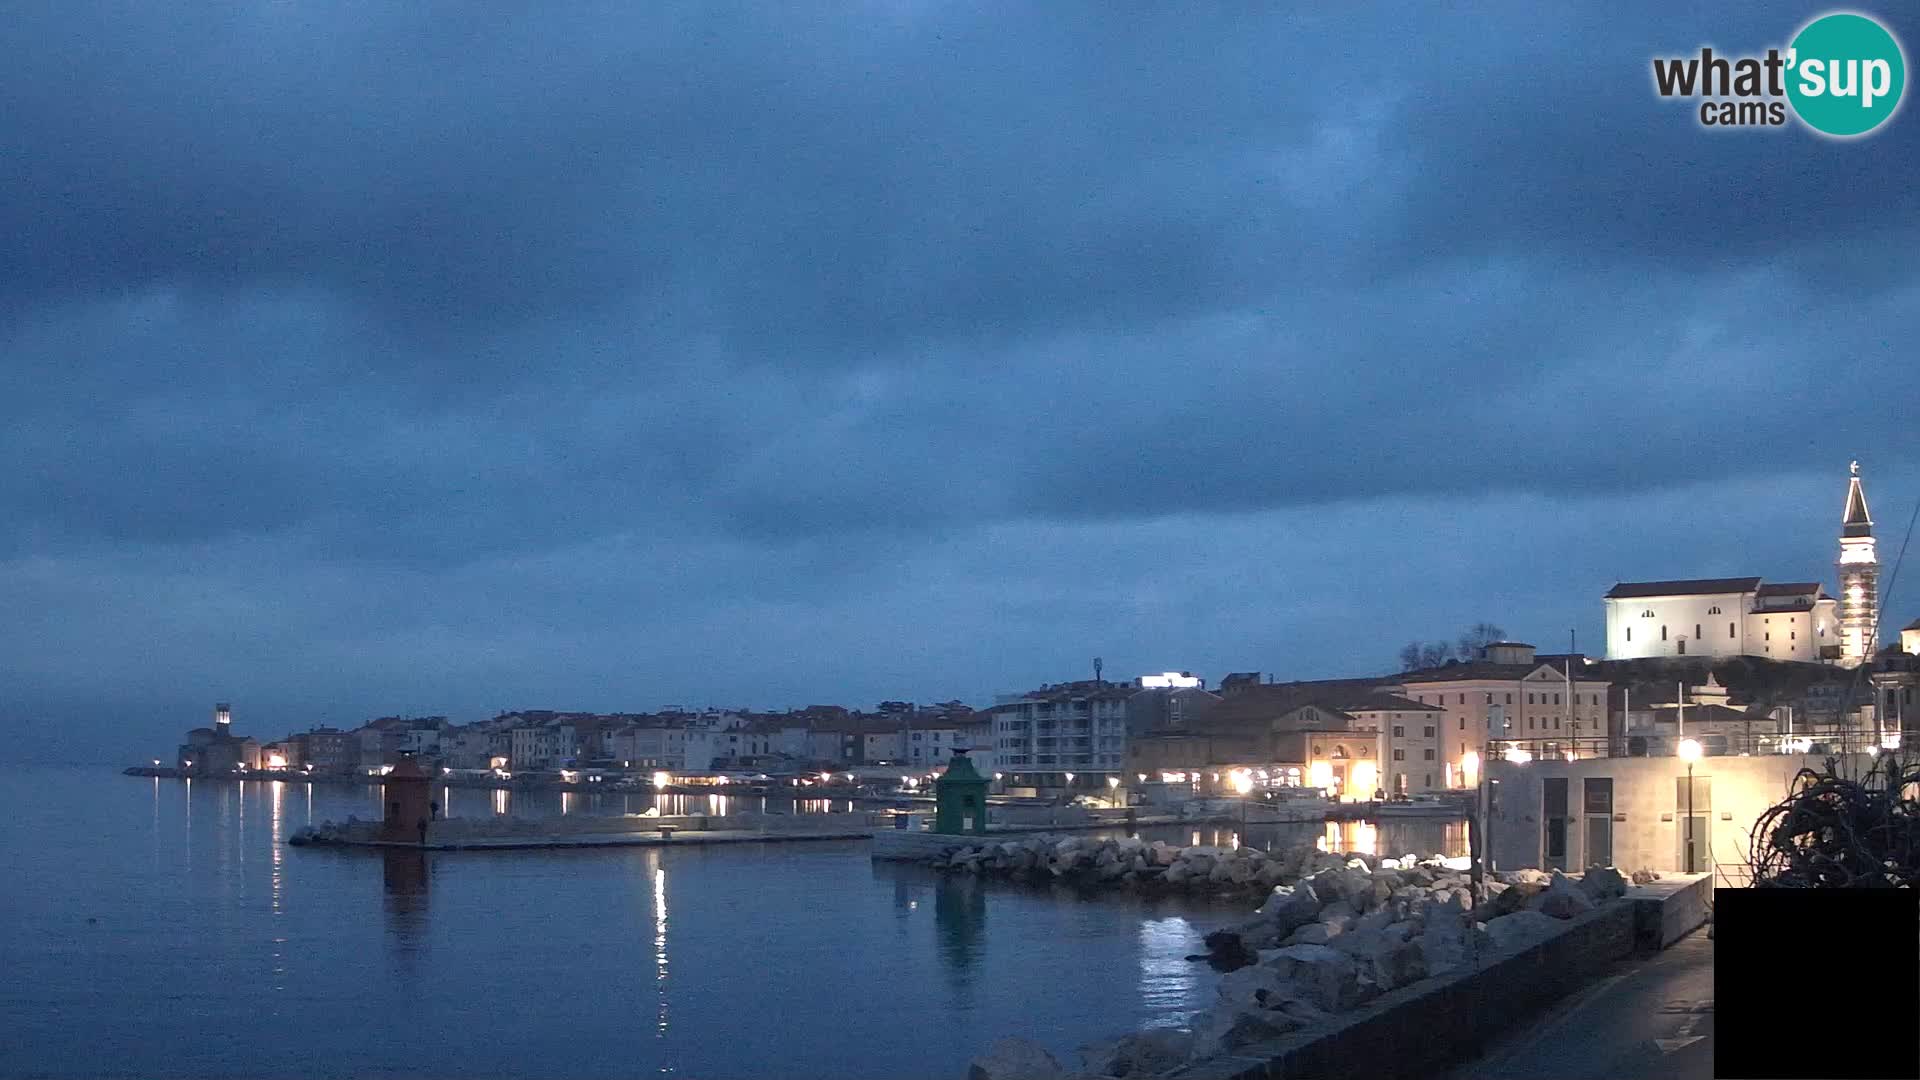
[
  {"left": 1604, "top": 578, "right": 1837, "bottom": 662},
  {"left": 1604, "top": 464, "right": 1879, "bottom": 665},
  {"left": 509, "top": 724, "right": 577, "bottom": 770},
  {"left": 991, "top": 680, "right": 1131, "bottom": 791}
]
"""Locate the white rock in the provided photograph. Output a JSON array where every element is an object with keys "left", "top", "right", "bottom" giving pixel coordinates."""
[
  {"left": 1077, "top": 1029, "right": 1193, "bottom": 1079},
  {"left": 1578, "top": 866, "right": 1627, "bottom": 902},
  {"left": 1439, "top": 855, "right": 1472, "bottom": 871},
  {"left": 1215, "top": 963, "right": 1292, "bottom": 1011},
  {"left": 1484, "top": 910, "right": 1561, "bottom": 952},
  {"left": 967, "top": 1036, "right": 1066, "bottom": 1080},
  {"left": 1531, "top": 872, "right": 1596, "bottom": 919},
  {"left": 1189, "top": 1006, "right": 1301, "bottom": 1060}
]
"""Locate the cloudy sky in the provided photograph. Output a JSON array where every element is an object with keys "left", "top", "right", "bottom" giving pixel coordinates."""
[{"left": 6, "top": 3, "right": 1918, "bottom": 760}]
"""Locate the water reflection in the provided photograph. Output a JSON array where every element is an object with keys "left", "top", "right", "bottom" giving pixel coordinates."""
[
  {"left": 381, "top": 848, "right": 430, "bottom": 980},
  {"left": 649, "top": 852, "right": 670, "bottom": 1046},
  {"left": 1138, "top": 918, "right": 1202, "bottom": 1026},
  {"left": 933, "top": 877, "right": 986, "bottom": 1002}
]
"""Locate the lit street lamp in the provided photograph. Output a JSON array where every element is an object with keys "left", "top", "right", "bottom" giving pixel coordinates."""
[{"left": 1678, "top": 738, "right": 1702, "bottom": 873}]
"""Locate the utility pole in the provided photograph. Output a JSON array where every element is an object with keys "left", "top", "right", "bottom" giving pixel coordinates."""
[{"left": 1565, "top": 628, "right": 1576, "bottom": 752}]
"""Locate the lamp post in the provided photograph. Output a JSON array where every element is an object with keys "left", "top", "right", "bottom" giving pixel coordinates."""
[{"left": 1678, "top": 738, "right": 1701, "bottom": 873}]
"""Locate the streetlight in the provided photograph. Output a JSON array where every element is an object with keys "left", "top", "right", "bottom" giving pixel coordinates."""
[{"left": 1678, "top": 738, "right": 1702, "bottom": 873}]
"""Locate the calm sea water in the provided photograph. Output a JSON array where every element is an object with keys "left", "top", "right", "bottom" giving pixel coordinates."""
[{"left": 0, "top": 766, "right": 1464, "bottom": 1080}]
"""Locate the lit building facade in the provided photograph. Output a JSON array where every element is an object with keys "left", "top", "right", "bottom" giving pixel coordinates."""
[
  {"left": 1391, "top": 645, "right": 1612, "bottom": 790},
  {"left": 1604, "top": 578, "right": 1838, "bottom": 662},
  {"left": 991, "top": 680, "right": 1131, "bottom": 790},
  {"left": 1838, "top": 461, "right": 1878, "bottom": 666}
]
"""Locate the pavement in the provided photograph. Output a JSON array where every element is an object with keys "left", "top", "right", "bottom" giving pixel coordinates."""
[{"left": 1442, "top": 929, "right": 1714, "bottom": 1080}]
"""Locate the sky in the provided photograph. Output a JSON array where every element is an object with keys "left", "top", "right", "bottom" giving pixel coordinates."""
[{"left": 5, "top": 3, "right": 1919, "bottom": 761}]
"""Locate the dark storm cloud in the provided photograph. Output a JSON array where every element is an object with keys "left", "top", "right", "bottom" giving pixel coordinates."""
[{"left": 3, "top": 3, "right": 1918, "bottom": 753}]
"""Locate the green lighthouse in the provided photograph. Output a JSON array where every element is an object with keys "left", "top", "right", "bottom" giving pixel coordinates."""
[{"left": 933, "top": 750, "right": 990, "bottom": 835}]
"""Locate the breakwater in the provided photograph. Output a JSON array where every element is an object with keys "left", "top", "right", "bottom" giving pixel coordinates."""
[{"left": 959, "top": 837, "right": 1645, "bottom": 1080}]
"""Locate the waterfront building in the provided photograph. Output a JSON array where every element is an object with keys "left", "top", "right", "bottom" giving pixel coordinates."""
[
  {"left": 607, "top": 722, "right": 692, "bottom": 770},
  {"left": 990, "top": 680, "right": 1131, "bottom": 792},
  {"left": 176, "top": 703, "right": 262, "bottom": 776},
  {"left": 1124, "top": 674, "right": 1222, "bottom": 737},
  {"left": 1902, "top": 617, "right": 1920, "bottom": 657},
  {"left": 1127, "top": 687, "right": 1378, "bottom": 798},
  {"left": 1487, "top": 749, "right": 1873, "bottom": 877},
  {"left": 1392, "top": 644, "right": 1614, "bottom": 789},
  {"left": 508, "top": 722, "right": 578, "bottom": 770}
]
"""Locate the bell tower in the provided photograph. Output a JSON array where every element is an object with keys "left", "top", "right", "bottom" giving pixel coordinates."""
[{"left": 1837, "top": 461, "right": 1878, "bottom": 666}]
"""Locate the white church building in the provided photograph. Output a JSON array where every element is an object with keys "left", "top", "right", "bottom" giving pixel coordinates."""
[{"left": 1604, "top": 464, "right": 1877, "bottom": 666}]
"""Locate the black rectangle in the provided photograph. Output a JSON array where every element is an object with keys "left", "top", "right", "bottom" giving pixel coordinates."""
[
  {"left": 1544, "top": 775, "right": 1568, "bottom": 816},
  {"left": 1716, "top": 889, "right": 1919, "bottom": 1080}
]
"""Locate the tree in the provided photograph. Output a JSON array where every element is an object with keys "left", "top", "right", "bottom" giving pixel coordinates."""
[
  {"left": 1456, "top": 622, "right": 1508, "bottom": 662},
  {"left": 1419, "top": 642, "right": 1455, "bottom": 668},
  {"left": 1398, "top": 642, "right": 1425, "bottom": 671}
]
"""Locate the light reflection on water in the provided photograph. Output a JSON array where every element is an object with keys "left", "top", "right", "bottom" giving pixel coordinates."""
[{"left": 5, "top": 767, "right": 1312, "bottom": 1080}]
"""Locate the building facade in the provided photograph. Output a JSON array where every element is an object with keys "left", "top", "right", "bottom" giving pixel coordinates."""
[
  {"left": 1604, "top": 578, "right": 1838, "bottom": 662},
  {"left": 991, "top": 681, "right": 1131, "bottom": 790},
  {"left": 1391, "top": 645, "right": 1612, "bottom": 790},
  {"left": 1838, "top": 462, "right": 1878, "bottom": 666}
]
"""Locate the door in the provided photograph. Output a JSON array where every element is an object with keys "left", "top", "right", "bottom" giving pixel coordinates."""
[
  {"left": 1543, "top": 777, "right": 1569, "bottom": 870},
  {"left": 1584, "top": 777, "right": 1614, "bottom": 868}
]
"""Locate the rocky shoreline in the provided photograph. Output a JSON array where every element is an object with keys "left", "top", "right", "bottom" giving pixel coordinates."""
[{"left": 960, "top": 837, "right": 1648, "bottom": 1080}]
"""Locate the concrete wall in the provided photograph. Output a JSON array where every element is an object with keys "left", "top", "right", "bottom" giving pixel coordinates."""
[{"left": 1487, "top": 752, "right": 1870, "bottom": 875}]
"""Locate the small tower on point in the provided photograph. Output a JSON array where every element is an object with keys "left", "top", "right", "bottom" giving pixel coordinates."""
[
  {"left": 214, "top": 702, "right": 232, "bottom": 730},
  {"left": 1838, "top": 461, "right": 1879, "bottom": 666}
]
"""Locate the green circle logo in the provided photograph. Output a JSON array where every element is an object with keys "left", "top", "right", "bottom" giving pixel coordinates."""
[{"left": 1787, "top": 12, "right": 1906, "bottom": 137}]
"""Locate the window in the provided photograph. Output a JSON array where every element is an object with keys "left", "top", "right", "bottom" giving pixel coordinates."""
[
  {"left": 1553, "top": 693, "right": 1560, "bottom": 705},
  {"left": 1528, "top": 693, "right": 1535, "bottom": 705},
  {"left": 1486, "top": 693, "right": 1493, "bottom": 704},
  {"left": 1529, "top": 717, "right": 1535, "bottom": 730},
  {"left": 1393, "top": 749, "right": 1405, "bottom": 761},
  {"left": 1642, "top": 609, "right": 1655, "bottom": 618},
  {"left": 1425, "top": 773, "right": 1433, "bottom": 788},
  {"left": 1729, "top": 622, "right": 1736, "bottom": 638},
  {"left": 1661, "top": 625, "right": 1668, "bottom": 641},
  {"left": 1457, "top": 717, "right": 1464, "bottom": 731},
  {"left": 1626, "top": 627, "right": 1632, "bottom": 642},
  {"left": 1554, "top": 718, "right": 1561, "bottom": 729},
  {"left": 1423, "top": 749, "right": 1435, "bottom": 760},
  {"left": 1506, "top": 693, "right": 1513, "bottom": 704},
  {"left": 1707, "top": 606, "right": 1721, "bottom": 615},
  {"left": 1765, "top": 632, "right": 1770, "bottom": 641},
  {"left": 1458, "top": 693, "right": 1465, "bottom": 704},
  {"left": 1791, "top": 631, "right": 1796, "bottom": 640},
  {"left": 1313, "top": 745, "right": 1322, "bottom": 755},
  {"left": 1695, "top": 624, "right": 1702, "bottom": 640},
  {"left": 1423, "top": 725, "right": 1435, "bottom": 737},
  {"left": 1392, "top": 725, "right": 1405, "bottom": 737}
]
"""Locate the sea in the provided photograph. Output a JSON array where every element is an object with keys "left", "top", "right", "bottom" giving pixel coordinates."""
[{"left": 0, "top": 765, "right": 1466, "bottom": 1079}]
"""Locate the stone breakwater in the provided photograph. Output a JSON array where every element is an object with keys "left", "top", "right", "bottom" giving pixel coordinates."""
[
  {"left": 963, "top": 839, "right": 1642, "bottom": 1080},
  {"left": 920, "top": 834, "right": 1419, "bottom": 896}
]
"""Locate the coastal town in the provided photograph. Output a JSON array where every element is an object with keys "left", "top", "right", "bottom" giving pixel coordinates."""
[{"left": 149, "top": 465, "right": 1919, "bottom": 846}]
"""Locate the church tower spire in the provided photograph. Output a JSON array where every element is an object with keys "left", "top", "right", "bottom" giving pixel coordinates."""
[{"left": 1837, "top": 460, "right": 1878, "bottom": 666}]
